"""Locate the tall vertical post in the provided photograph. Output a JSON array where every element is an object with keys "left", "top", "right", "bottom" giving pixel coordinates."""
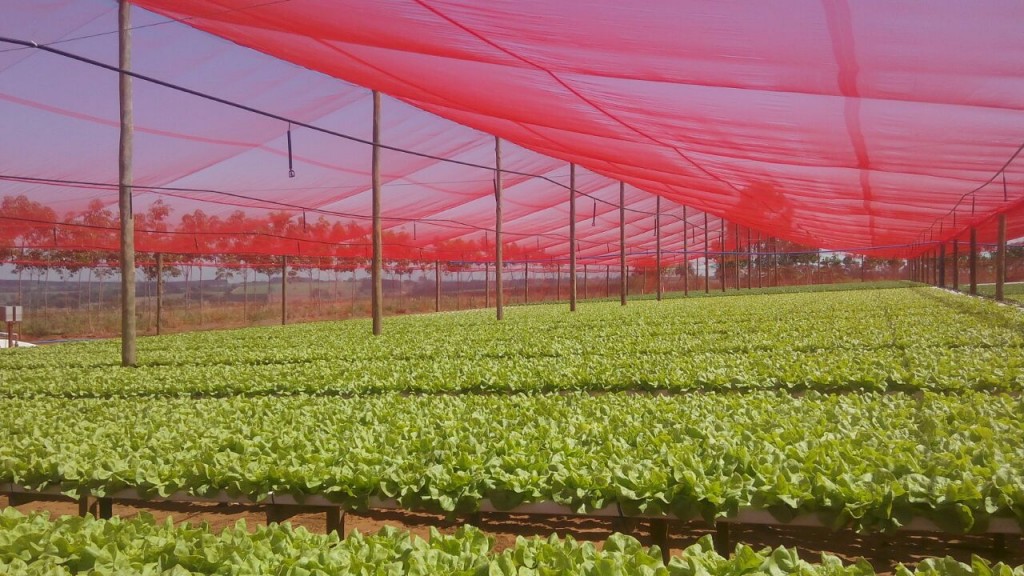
[
  {"left": 746, "top": 228, "right": 752, "bottom": 289},
  {"left": 281, "top": 255, "right": 287, "bottom": 325},
  {"left": 952, "top": 240, "right": 960, "bottom": 290},
  {"left": 619, "top": 182, "right": 627, "bottom": 306},
  {"left": 155, "top": 252, "right": 163, "bottom": 335},
  {"left": 773, "top": 237, "right": 780, "bottom": 287},
  {"left": 371, "top": 91, "right": 383, "bottom": 335},
  {"left": 704, "top": 213, "right": 710, "bottom": 294},
  {"left": 118, "top": 0, "right": 136, "bottom": 367},
  {"left": 756, "top": 232, "right": 763, "bottom": 288},
  {"left": 494, "top": 137, "right": 504, "bottom": 321},
  {"left": 524, "top": 262, "right": 530, "bottom": 303},
  {"left": 682, "top": 206, "right": 689, "bottom": 296},
  {"left": 720, "top": 217, "right": 726, "bottom": 293},
  {"left": 583, "top": 264, "right": 588, "bottom": 300},
  {"left": 938, "top": 244, "right": 946, "bottom": 288},
  {"left": 569, "top": 164, "right": 578, "bottom": 312},
  {"left": 969, "top": 228, "right": 978, "bottom": 295},
  {"left": 734, "top": 224, "right": 741, "bottom": 289},
  {"left": 434, "top": 260, "right": 441, "bottom": 312},
  {"left": 996, "top": 214, "right": 1007, "bottom": 301},
  {"left": 484, "top": 263, "right": 490, "bottom": 308},
  {"left": 655, "top": 194, "right": 663, "bottom": 301},
  {"left": 605, "top": 265, "right": 610, "bottom": 297},
  {"left": 556, "top": 264, "right": 562, "bottom": 301}
]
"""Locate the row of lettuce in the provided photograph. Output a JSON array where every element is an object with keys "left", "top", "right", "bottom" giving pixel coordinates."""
[
  {"left": 3, "top": 287, "right": 1023, "bottom": 397},
  {"left": 2, "top": 392, "right": 1022, "bottom": 533},
  {"left": 1, "top": 509, "right": 1021, "bottom": 576}
]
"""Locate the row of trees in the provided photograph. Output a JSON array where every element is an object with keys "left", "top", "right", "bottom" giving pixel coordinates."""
[{"left": 9, "top": 193, "right": 1017, "bottom": 301}]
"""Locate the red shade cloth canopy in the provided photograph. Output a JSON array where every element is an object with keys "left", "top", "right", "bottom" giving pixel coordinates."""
[{"left": 2, "top": 0, "right": 1023, "bottom": 263}]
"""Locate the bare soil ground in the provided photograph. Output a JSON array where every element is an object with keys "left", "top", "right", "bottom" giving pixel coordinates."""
[{"left": 3, "top": 496, "right": 1020, "bottom": 574}]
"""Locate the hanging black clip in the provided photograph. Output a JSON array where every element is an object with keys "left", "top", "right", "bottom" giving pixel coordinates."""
[{"left": 287, "top": 124, "right": 296, "bottom": 178}]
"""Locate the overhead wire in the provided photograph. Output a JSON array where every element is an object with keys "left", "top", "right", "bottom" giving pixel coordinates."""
[{"left": 0, "top": 35, "right": 713, "bottom": 231}]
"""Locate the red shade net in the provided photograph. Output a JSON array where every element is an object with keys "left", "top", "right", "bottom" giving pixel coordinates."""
[{"left": 2, "top": 0, "right": 1023, "bottom": 265}]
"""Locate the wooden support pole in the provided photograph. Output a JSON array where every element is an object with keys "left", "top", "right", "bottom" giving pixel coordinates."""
[
  {"left": 938, "top": 244, "right": 946, "bottom": 288},
  {"left": 560, "top": 265, "right": 566, "bottom": 300},
  {"left": 746, "top": 228, "right": 752, "bottom": 290},
  {"left": 569, "top": 163, "right": 578, "bottom": 312},
  {"left": 522, "top": 262, "right": 528, "bottom": 303},
  {"left": 78, "top": 496, "right": 93, "bottom": 518},
  {"left": 757, "top": 232, "right": 763, "bottom": 289},
  {"left": 650, "top": 519, "right": 671, "bottom": 565},
  {"left": 280, "top": 255, "right": 288, "bottom": 325},
  {"left": 773, "top": 237, "right": 780, "bottom": 287},
  {"left": 484, "top": 263, "right": 490, "bottom": 308},
  {"left": 970, "top": 227, "right": 978, "bottom": 295},
  {"left": 155, "top": 252, "right": 163, "bottom": 335},
  {"left": 704, "top": 213, "right": 710, "bottom": 294},
  {"left": 655, "top": 194, "right": 662, "bottom": 301},
  {"left": 993, "top": 533, "right": 1007, "bottom": 557},
  {"left": 435, "top": 260, "right": 441, "bottom": 312},
  {"left": 715, "top": 523, "right": 731, "bottom": 557},
  {"left": 996, "top": 213, "right": 1007, "bottom": 301},
  {"left": 611, "top": 517, "right": 640, "bottom": 536},
  {"left": 682, "top": 206, "right": 689, "bottom": 297},
  {"left": 494, "top": 136, "right": 504, "bottom": 321},
  {"left": 326, "top": 508, "right": 344, "bottom": 535},
  {"left": 619, "top": 182, "right": 627, "bottom": 306},
  {"left": 734, "top": 223, "right": 741, "bottom": 290},
  {"left": 97, "top": 497, "right": 113, "bottom": 520},
  {"left": 952, "top": 240, "right": 960, "bottom": 290},
  {"left": 583, "top": 264, "right": 588, "bottom": 300},
  {"left": 720, "top": 217, "right": 726, "bottom": 293},
  {"left": 370, "top": 90, "right": 383, "bottom": 335},
  {"left": 118, "top": 0, "right": 136, "bottom": 367}
]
